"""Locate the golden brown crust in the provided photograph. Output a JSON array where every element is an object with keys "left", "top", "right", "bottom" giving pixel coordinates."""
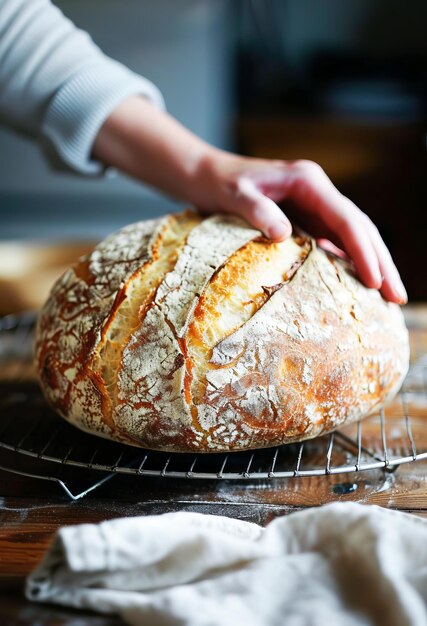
[{"left": 35, "top": 211, "right": 409, "bottom": 452}]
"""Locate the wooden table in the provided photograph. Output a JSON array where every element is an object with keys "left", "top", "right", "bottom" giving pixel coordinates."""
[{"left": 1, "top": 305, "right": 426, "bottom": 624}]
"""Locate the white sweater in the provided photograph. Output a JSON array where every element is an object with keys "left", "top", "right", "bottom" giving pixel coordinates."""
[{"left": 0, "top": 0, "right": 164, "bottom": 174}]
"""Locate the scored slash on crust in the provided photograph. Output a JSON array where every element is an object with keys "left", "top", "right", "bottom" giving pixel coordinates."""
[{"left": 35, "top": 211, "right": 410, "bottom": 453}]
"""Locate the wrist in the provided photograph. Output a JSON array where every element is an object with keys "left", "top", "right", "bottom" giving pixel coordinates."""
[
  {"left": 189, "top": 147, "right": 237, "bottom": 211},
  {"left": 94, "top": 95, "right": 226, "bottom": 205}
]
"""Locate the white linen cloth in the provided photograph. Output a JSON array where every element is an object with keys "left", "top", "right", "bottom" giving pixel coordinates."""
[{"left": 26, "top": 502, "right": 427, "bottom": 626}]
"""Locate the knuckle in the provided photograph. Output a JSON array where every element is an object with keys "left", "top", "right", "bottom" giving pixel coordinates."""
[
  {"left": 358, "top": 209, "right": 371, "bottom": 223},
  {"left": 291, "top": 159, "right": 324, "bottom": 177},
  {"left": 224, "top": 177, "right": 241, "bottom": 197},
  {"left": 225, "top": 177, "right": 254, "bottom": 205},
  {"left": 366, "top": 215, "right": 380, "bottom": 235},
  {"left": 359, "top": 211, "right": 382, "bottom": 237},
  {"left": 340, "top": 198, "right": 362, "bottom": 224}
]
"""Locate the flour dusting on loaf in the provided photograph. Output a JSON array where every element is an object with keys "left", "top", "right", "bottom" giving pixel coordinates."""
[{"left": 35, "top": 211, "right": 409, "bottom": 452}]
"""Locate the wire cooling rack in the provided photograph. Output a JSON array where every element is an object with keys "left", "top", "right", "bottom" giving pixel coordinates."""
[{"left": 0, "top": 312, "right": 426, "bottom": 499}]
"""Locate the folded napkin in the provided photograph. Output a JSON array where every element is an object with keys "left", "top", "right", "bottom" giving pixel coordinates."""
[{"left": 26, "top": 502, "right": 427, "bottom": 626}]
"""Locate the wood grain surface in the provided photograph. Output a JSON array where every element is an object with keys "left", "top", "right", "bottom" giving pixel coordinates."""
[{"left": 1, "top": 305, "right": 426, "bottom": 625}]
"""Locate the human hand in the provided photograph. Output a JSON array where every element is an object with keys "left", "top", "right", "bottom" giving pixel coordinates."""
[
  {"left": 93, "top": 96, "right": 406, "bottom": 304},
  {"left": 192, "top": 152, "right": 407, "bottom": 304}
]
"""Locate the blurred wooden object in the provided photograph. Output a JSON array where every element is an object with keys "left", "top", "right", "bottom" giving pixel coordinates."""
[{"left": 0, "top": 242, "right": 95, "bottom": 316}]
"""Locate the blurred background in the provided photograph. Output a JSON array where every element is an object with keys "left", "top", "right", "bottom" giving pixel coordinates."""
[{"left": 1, "top": 0, "right": 426, "bottom": 314}]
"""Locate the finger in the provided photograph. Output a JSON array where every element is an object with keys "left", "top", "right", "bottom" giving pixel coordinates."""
[
  {"left": 316, "top": 238, "right": 349, "bottom": 261},
  {"left": 361, "top": 215, "right": 407, "bottom": 304},
  {"left": 332, "top": 214, "right": 383, "bottom": 289},
  {"left": 284, "top": 162, "right": 382, "bottom": 288},
  {"left": 233, "top": 177, "right": 292, "bottom": 241}
]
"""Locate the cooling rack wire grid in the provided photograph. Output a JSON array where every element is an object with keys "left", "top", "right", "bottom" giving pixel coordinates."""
[{"left": 0, "top": 312, "right": 425, "bottom": 500}]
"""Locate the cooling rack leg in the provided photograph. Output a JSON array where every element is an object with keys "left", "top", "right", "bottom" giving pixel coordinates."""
[{"left": 0, "top": 464, "right": 117, "bottom": 500}]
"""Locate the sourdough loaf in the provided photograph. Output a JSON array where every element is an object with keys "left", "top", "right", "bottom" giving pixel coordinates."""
[{"left": 35, "top": 211, "right": 409, "bottom": 452}]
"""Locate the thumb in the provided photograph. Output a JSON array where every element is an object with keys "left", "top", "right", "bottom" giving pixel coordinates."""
[{"left": 233, "top": 177, "right": 292, "bottom": 241}]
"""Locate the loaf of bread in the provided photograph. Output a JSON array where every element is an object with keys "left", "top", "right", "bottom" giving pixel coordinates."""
[{"left": 35, "top": 211, "right": 409, "bottom": 452}]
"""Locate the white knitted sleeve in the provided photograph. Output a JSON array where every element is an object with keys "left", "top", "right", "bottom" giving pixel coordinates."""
[{"left": 0, "top": 0, "right": 165, "bottom": 174}]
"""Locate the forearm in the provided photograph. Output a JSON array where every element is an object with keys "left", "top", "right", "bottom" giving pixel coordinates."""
[{"left": 92, "top": 95, "right": 223, "bottom": 206}]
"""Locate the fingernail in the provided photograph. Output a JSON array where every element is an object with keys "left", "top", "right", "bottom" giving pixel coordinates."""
[
  {"left": 266, "top": 220, "right": 291, "bottom": 241},
  {"left": 394, "top": 283, "right": 408, "bottom": 304}
]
